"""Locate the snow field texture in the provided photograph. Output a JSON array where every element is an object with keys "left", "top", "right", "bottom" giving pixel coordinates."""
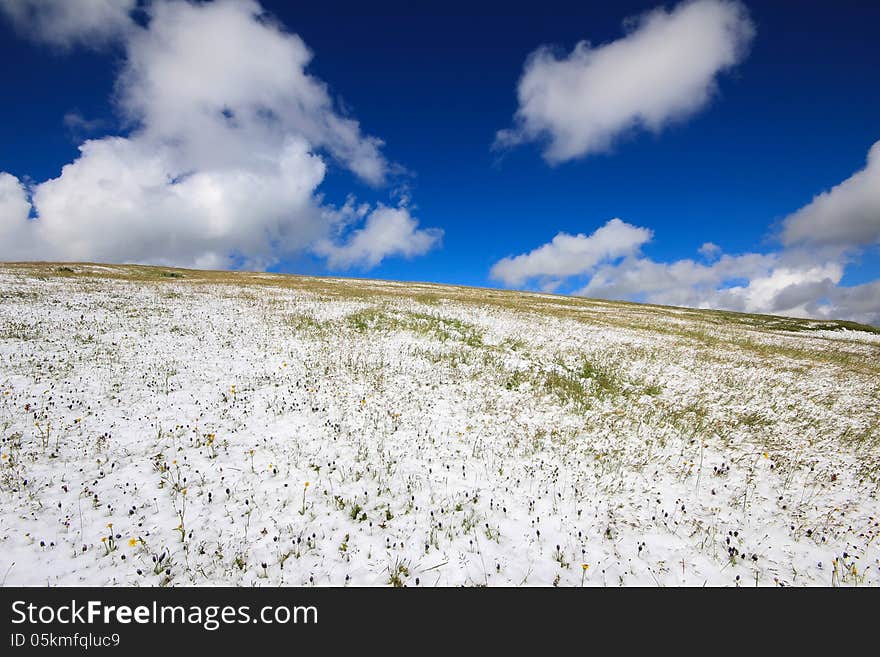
[{"left": 0, "top": 263, "right": 878, "bottom": 586}]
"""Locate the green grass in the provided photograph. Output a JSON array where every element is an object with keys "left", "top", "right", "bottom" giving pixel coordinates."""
[
  {"left": 346, "top": 307, "right": 484, "bottom": 347},
  {"left": 575, "top": 360, "right": 620, "bottom": 397},
  {"left": 542, "top": 369, "right": 592, "bottom": 411}
]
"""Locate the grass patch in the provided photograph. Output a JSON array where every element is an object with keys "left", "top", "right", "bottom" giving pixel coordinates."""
[
  {"left": 346, "top": 307, "right": 484, "bottom": 348},
  {"left": 286, "top": 313, "right": 326, "bottom": 334},
  {"left": 543, "top": 369, "right": 591, "bottom": 411},
  {"left": 575, "top": 360, "right": 620, "bottom": 396}
]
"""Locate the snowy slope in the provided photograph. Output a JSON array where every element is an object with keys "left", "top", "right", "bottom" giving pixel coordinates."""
[{"left": 0, "top": 262, "right": 878, "bottom": 586}]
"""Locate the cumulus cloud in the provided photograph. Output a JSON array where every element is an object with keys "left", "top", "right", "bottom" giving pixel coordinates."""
[
  {"left": 781, "top": 140, "right": 880, "bottom": 249},
  {"left": 489, "top": 218, "right": 652, "bottom": 286},
  {"left": 0, "top": 0, "right": 136, "bottom": 48},
  {"left": 18, "top": 136, "right": 327, "bottom": 270},
  {"left": 579, "top": 251, "right": 845, "bottom": 318},
  {"left": 577, "top": 249, "right": 773, "bottom": 305},
  {"left": 495, "top": 0, "right": 754, "bottom": 162},
  {"left": 314, "top": 205, "right": 443, "bottom": 270},
  {"left": 0, "top": 0, "right": 440, "bottom": 271},
  {"left": 0, "top": 173, "right": 33, "bottom": 255},
  {"left": 490, "top": 133, "right": 880, "bottom": 326},
  {"left": 819, "top": 280, "right": 880, "bottom": 326},
  {"left": 490, "top": 216, "right": 880, "bottom": 325},
  {"left": 118, "top": 0, "right": 388, "bottom": 185}
]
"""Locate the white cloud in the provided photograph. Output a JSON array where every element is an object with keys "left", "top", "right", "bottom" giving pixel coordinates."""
[
  {"left": 118, "top": 0, "right": 388, "bottom": 185},
  {"left": 578, "top": 248, "right": 880, "bottom": 326},
  {"left": 314, "top": 205, "right": 443, "bottom": 270},
  {"left": 0, "top": 173, "right": 33, "bottom": 256},
  {"left": 578, "top": 250, "right": 776, "bottom": 305},
  {"left": 781, "top": 140, "right": 880, "bottom": 249},
  {"left": 0, "top": 173, "right": 29, "bottom": 223},
  {"left": 579, "top": 252, "right": 845, "bottom": 318},
  {"left": 490, "top": 218, "right": 652, "bottom": 286},
  {"left": 698, "top": 241, "right": 721, "bottom": 259},
  {"left": 489, "top": 134, "right": 880, "bottom": 326},
  {"left": 819, "top": 280, "right": 880, "bottom": 326},
  {"left": 490, "top": 216, "right": 880, "bottom": 325},
  {"left": 0, "top": 0, "right": 440, "bottom": 271},
  {"left": 0, "top": 0, "right": 136, "bottom": 48},
  {"left": 18, "top": 136, "right": 327, "bottom": 270},
  {"left": 62, "top": 111, "right": 106, "bottom": 135},
  {"left": 496, "top": 0, "right": 754, "bottom": 162}
]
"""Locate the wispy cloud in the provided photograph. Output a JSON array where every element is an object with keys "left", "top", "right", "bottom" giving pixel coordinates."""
[{"left": 0, "top": 0, "right": 136, "bottom": 49}]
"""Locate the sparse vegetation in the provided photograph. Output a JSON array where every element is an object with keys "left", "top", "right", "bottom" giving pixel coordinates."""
[{"left": 0, "top": 262, "right": 877, "bottom": 586}]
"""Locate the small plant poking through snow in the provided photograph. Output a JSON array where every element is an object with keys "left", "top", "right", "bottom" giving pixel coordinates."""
[{"left": 0, "top": 262, "right": 877, "bottom": 586}]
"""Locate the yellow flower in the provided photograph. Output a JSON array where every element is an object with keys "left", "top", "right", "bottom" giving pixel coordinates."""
[
  {"left": 304, "top": 481, "right": 310, "bottom": 488},
  {"left": 763, "top": 452, "right": 769, "bottom": 459},
  {"left": 100, "top": 536, "right": 107, "bottom": 543},
  {"left": 107, "top": 523, "right": 113, "bottom": 529},
  {"left": 581, "top": 564, "right": 589, "bottom": 570},
  {"left": 128, "top": 538, "right": 138, "bottom": 548}
]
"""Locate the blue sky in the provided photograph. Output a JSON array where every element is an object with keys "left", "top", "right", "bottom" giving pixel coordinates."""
[{"left": 0, "top": 0, "right": 878, "bottom": 323}]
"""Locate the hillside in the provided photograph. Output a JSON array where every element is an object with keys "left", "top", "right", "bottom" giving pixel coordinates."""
[{"left": 1, "top": 262, "right": 878, "bottom": 586}]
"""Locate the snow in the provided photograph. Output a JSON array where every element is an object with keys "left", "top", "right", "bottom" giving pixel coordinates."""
[{"left": 0, "top": 264, "right": 878, "bottom": 586}]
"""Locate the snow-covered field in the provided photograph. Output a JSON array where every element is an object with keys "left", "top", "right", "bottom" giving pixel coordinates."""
[{"left": 1, "top": 262, "right": 878, "bottom": 586}]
